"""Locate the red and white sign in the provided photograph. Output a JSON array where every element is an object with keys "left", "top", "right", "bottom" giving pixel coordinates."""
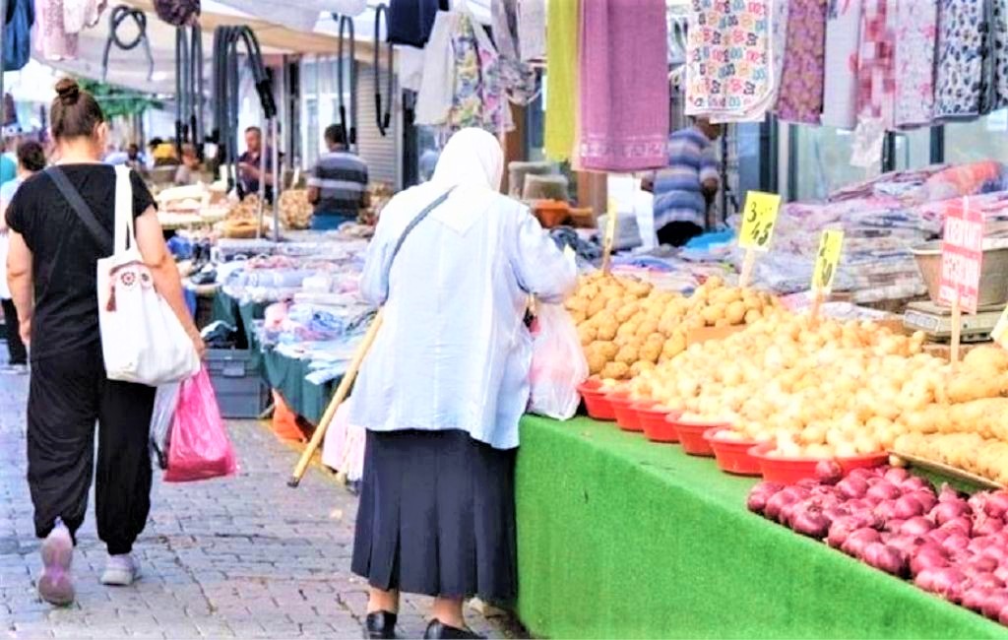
[{"left": 939, "top": 198, "right": 984, "bottom": 314}]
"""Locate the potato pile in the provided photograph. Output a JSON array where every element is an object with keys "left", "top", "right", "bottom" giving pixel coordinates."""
[
  {"left": 278, "top": 189, "right": 313, "bottom": 229},
  {"left": 566, "top": 274, "right": 777, "bottom": 381},
  {"left": 894, "top": 433, "right": 1008, "bottom": 485}
]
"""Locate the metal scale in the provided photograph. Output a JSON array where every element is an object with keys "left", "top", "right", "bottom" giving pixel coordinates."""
[{"left": 903, "top": 300, "right": 1004, "bottom": 342}]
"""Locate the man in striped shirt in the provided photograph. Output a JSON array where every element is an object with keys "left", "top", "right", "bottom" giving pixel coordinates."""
[
  {"left": 648, "top": 118, "right": 722, "bottom": 246},
  {"left": 308, "top": 125, "right": 370, "bottom": 230}
]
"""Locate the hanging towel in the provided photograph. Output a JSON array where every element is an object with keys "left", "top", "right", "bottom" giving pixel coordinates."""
[
  {"left": 822, "top": 0, "right": 863, "bottom": 129},
  {"left": 686, "top": 0, "right": 776, "bottom": 122},
  {"left": 775, "top": 0, "right": 828, "bottom": 125},
  {"left": 851, "top": 0, "right": 897, "bottom": 167},
  {"left": 517, "top": 0, "right": 545, "bottom": 62},
  {"left": 35, "top": 0, "right": 77, "bottom": 61},
  {"left": 577, "top": 0, "right": 669, "bottom": 172},
  {"left": 387, "top": 0, "right": 449, "bottom": 48},
  {"left": 4, "top": 0, "right": 33, "bottom": 72},
  {"left": 491, "top": 0, "right": 538, "bottom": 104},
  {"left": 544, "top": 0, "right": 578, "bottom": 161},
  {"left": 62, "top": 0, "right": 105, "bottom": 35},
  {"left": 893, "top": 0, "right": 938, "bottom": 130},
  {"left": 414, "top": 11, "right": 455, "bottom": 127},
  {"left": 934, "top": 0, "right": 989, "bottom": 121}
]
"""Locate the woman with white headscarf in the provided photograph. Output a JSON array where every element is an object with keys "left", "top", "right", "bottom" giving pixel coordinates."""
[{"left": 350, "top": 128, "right": 576, "bottom": 640}]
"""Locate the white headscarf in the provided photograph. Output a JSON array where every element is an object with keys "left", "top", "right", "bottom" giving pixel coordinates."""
[{"left": 428, "top": 128, "right": 505, "bottom": 233}]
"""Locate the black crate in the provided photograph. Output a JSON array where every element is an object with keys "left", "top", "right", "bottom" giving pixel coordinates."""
[{"left": 205, "top": 349, "right": 268, "bottom": 419}]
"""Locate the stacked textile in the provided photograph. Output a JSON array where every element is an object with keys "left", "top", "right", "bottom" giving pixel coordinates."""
[{"left": 687, "top": 0, "right": 1008, "bottom": 137}]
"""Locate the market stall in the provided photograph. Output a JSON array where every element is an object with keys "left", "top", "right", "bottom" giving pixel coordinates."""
[{"left": 515, "top": 416, "right": 1008, "bottom": 639}]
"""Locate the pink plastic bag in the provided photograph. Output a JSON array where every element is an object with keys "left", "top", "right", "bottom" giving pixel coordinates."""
[{"left": 164, "top": 368, "right": 238, "bottom": 482}]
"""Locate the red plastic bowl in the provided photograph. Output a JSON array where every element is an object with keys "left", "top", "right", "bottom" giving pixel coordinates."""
[
  {"left": 610, "top": 393, "right": 644, "bottom": 432},
  {"left": 749, "top": 443, "right": 821, "bottom": 485},
  {"left": 704, "top": 428, "right": 764, "bottom": 476},
  {"left": 670, "top": 417, "right": 722, "bottom": 456},
  {"left": 637, "top": 404, "right": 681, "bottom": 443},
  {"left": 577, "top": 379, "right": 616, "bottom": 421},
  {"left": 837, "top": 452, "right": 889, "bottom": 474}
]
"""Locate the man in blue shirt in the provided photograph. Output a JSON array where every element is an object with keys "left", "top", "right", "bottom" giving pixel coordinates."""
[
  {"left": 307, "top": 125, "right": 369, "bottom": 230},
  {"left": 646, "top": 118, "right": 722, "bottom": 246}
]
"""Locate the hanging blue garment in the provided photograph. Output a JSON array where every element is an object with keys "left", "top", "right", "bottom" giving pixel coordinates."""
[
  {"left": 3, "top": 0, "right": 32, "bottom": 72},
  {"left": 387, "top": 0, "right": 448, "bottom": 47}
]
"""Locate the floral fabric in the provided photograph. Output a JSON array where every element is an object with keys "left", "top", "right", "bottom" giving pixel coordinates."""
[
  {"left": 774, "top": 0, "right": 828, "bottom": 124},
  {"left": 856, "top": 0, "right": 897, "bottom": 131},
  {"left": 822, "top": 0, "right": 864, "bottom": 130},
  {"left": 893, "top": 0, "right": 938, "bottom": 129},
  {"left": 686, "top": 0, "right": 775, "bottom": 121},
  {"left": 934, "top": 0, "right": 989, "bottom": 121}
]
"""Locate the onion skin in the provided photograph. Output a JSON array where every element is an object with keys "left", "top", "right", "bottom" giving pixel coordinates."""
[
  {"left": 764, "top": 492, "right": 798, "bottom": 522},
  {"left": 884, "top": 467, "right": 910, "bottom": 485},
  {"left": 747, "top": 482, "right": 783, "bottom": 515},
  {"left": 837, "top": 476, "right": 870, "bottom": 500},
  {"left": 974, "top": 515, "right": 1004, "bottom": 538},
  {"left": 862, "top": 542, "right": 908, "bottom": 577},
  {"left": 901, "top": 516, "right": 936, "bottom": 537},
  {"left": 940, "top": 516, "right": 973, "bottom": 537},
  {"left": 894, "top": 495, "right": 926, "bottom": 519},
  {"left": 909, "top": 543, "right": 949, "bottom": 575},
  {"left": 931, "top": 501, "right": 971, "bottom": 526},
  {"left": 929, "top": 567, "right": 968, "bottom": 602},
  {"left": 867, "top": 482, "right": 902, "bottom": 502},
  {"left": 842, "top": 528, "right": 882, "bottom": 559},
  {"left": 791, "top": 509, "right": 830, "bottom": 539},
  {"left": 986, "top": 492, "right": 1008, "bottom": 519},
  {"left": 963, "top": 587, "right": 994, "bottom": 612},
  {"left": 815, "top": 460, "right": 843, "bottom": 485},
  {"left": 939, "top": 484, "right": 964, "bottom": 504},
  {"left": 910, "top": 489, "right": 938, "bottom": 513},
  {"left": 982, "top": 589, "right": 1008, "bottom": 620}
]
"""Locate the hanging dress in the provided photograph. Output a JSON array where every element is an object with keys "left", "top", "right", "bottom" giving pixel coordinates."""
[{"left": 893, "top": 0, "right": 938, "bottom": 130}]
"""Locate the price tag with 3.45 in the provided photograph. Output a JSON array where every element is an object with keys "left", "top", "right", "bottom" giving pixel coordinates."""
[
  {"left": 812, "top": 230, "right": 844, "bottom": 294},
  {"left": 738, "top": 191, "right": 782, "bottom": 252},
  {"left": 993, "top": 306, "right": 1008, "bottom": 350}
]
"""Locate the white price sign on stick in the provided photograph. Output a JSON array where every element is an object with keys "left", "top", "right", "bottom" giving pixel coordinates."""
[{"left": 939, "top": 198, "right": 984, "bottom": 315}]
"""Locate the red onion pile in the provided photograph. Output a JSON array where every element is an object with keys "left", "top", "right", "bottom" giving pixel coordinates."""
[{"left": 748, "top": 465, "right": 1008, "bottom": 624}]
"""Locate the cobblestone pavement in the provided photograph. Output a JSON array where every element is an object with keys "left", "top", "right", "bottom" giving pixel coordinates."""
[{"left": 0, "top": 375, "right": 519, "bottom": 639}]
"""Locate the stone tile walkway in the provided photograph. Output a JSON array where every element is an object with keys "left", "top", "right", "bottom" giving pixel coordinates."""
[{"left": 0, "top": 373, "right": 520, "bottom": 639}]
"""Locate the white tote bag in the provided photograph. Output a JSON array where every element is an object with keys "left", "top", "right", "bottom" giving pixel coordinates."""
[{"left": 97, "top": 166, "right": 200, "bottom": 386}]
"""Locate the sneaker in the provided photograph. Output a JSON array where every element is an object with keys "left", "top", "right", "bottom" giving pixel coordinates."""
[
  {"left": 38, "top": 521, "right": 74, "bottom": 606},
  {"left": 100, "top": 553, "right": 140, "bottom": 586}
]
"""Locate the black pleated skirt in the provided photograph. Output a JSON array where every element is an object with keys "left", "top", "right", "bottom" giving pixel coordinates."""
[{"left": 351, "top": 429, "right": 518, "bottom": 602}]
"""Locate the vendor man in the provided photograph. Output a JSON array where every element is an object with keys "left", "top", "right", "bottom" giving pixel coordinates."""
[
  {"left": 307, "top": 124, "right": 369, "bottom": 230},
  {"left": 646, "top": 117, "right": 722, "bottom": 247},
  {"left": 238, "top": 126, "right": 274, "bottom": 200}
]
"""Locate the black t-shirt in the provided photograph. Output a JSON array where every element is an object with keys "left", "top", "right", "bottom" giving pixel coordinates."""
[{"left": 6, "top": 165, "right": 155, "bottom": 361}]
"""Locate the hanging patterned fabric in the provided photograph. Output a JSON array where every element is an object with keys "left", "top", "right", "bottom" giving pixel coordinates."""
[
  {"left": 994, "top": 0, "right": 1008, "bottom": 109},
  {"left": 686, "top": 0, "right": 777, "bottom": 122},
  {"left": 893, "top": 0, "right": 938, "bottom": 129},
  {"left": 36, "top": 0, "right": 77, "bottom": 60},
  {"left": 414, "top": 9, "right": 513, "bottom": 138},
  {"left": 4, "top": 0, "right": 34, "bottom": 72},
  {"left": 774, "top": 0, "right": 828, "bottom": 125},
  {"left": 577, "top": 0, "right": 669, "bottom": 172},
  {"left": 851, "top": 0, "right": 897, "bottom": 168},
  {"left": 490, "top": 0, "right": 538, "bottom": 105},
  {"left": 934, "top": 0, "right": 990, "bottom": 121},
  {"left": 544, "top": 0, "right": 578, "bottom": 161},
  {"left": 821, "top": 0, "right": 864, "bottom": 130}
]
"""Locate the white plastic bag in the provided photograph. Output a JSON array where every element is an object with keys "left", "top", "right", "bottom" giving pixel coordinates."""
[
  {"left": 528, "top": 303, "right": 588, "bottom": 420},
  {"left": 150, "top": 382, "right": 181, "bottom": 469},
  {"left": 98, "top": 166, "right": 200, "bottom": 386}
]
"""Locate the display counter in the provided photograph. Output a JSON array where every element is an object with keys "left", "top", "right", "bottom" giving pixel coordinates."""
[{"left": 515, "top": 416, "right": 1008, "bottom": 639}]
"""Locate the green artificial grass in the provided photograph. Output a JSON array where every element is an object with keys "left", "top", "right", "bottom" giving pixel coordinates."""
[{"left": 516, "top": 416, "right": 1008, "bottom": 639}]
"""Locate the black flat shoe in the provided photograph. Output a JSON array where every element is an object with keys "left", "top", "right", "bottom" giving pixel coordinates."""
[
  {"left": 423, "top": 620, "right": 484, "bottom": 640},
  {"left": 365, "top": 611, "right": 397, "bottom": 639}
]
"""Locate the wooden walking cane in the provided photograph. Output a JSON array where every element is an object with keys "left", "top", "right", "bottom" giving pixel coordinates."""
[{"left": 287, "top": 308, "right": 384, "bottom": 488}]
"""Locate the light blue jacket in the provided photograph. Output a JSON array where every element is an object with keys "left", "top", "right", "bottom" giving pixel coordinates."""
[{"left": 349, "top": 182, "right": 577, "bottom": 449}]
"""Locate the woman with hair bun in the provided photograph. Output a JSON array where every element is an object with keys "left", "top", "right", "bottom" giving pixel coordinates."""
[{"left": 5, "top": 78, "right": 204, "bottom": 606}]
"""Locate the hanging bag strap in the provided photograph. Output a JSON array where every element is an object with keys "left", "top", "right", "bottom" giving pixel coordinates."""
[
  {"left": 382, "top": 186, "right": 455, "bottom": 300},
  {"left": 47, "top": 167, "right": 113, "bottom": 255}
]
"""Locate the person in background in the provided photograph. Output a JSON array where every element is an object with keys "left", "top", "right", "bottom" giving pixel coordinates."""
[
  {"left": 350, "top": 128, "right": 576, "bottom": 640},
  {"left": 173, "top": 144, "right": 201, "bottom": 185},
  {"left": 645, "top": 117, "right": 722, "bottom": 247},
  {"left": 237, "top": 126, "right": 273, "bottom": 199},
  {"left": 0, "top": 139, "right": 17, "bottom": 186},
  {"left": 6, "top": 78, "right": 204, "bottom": 607},
  {"left": 307, "top": 124, "right": 369, "bottom": 230},
  {"left": 145, "top": 138, "right": 162, "bottom": 170},
  {"left": 125, "top": 143, "right": 144, "bottom": 172},
  {"left": 0, "top": 140, "right": 44, "bottom": 374},
  {"left": 418, "top": 148, "right": 440, "bottom": 183}
]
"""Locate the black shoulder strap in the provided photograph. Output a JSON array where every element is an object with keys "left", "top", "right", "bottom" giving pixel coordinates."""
[
  {"left": 383, "top": 187, "right": 455, "bottom": 299},
  {"left": 47, "top": 167, "right": 113, "bottom": 255}
]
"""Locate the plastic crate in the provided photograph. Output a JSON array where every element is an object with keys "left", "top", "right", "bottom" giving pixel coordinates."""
[{"left": 205, "top": 348, "right": 268, "bottom": 418}]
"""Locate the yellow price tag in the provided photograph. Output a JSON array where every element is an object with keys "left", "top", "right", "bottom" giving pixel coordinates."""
[
  {"left": 993, "top": 305, "right": 1008, "bottom": 349},
  {"left": 812, "top": 230, "right": 844, "bottom": 294},
  {"left": 738, "top": 191, "right": 782, "bottom": 252}
]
